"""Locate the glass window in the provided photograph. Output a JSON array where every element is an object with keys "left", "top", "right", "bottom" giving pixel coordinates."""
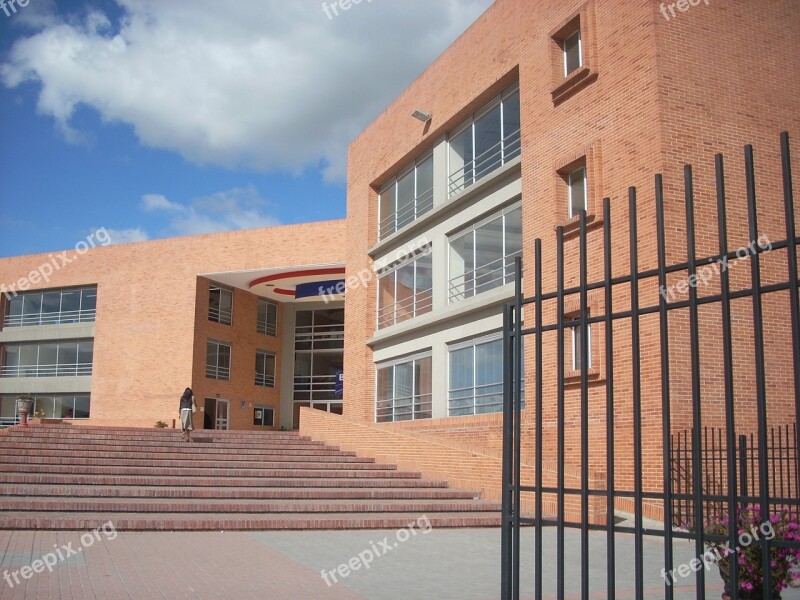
[
  {"left": 448, "top": 84, "right": 520, "bottom": 196},
  {"left": 379, "top": 154, "right": 434, "bottom": 239},
  {"left": 564, "top": 29, "right": 582, "bottom": 76},
  {"left": 293, "top": 309, "right": 344, "bottom": 402},
  {"left": 571, "top": 318, "right": 592, "bottom": 370},
  {"left": 449, "top": 202, "right": 522, "bottom": 302},
  {"left": 254, "top": 406, "right": 274, "bottom": 427},
  {"left": 209, "top": 286, "right": 233, "bottom": 325},
  {"left": 377, "top": 250, "right": 433, "bottom": 329},
  {"left": 449, "top": 335, "right": 523, "bottom": 416},
  {"left": 255, "top": 351, "right": 276, "bottom": 387},
  {"left": 257, "top": 299, "right": 278, "bottom": 336},
  {"left": 206, "top": 340, "right": 231, "bottom": 381},
  {"left": 568, "top": 167, "right": 587, "bottom": 217},
  {"left": 376, "top": 354, "right": 432, "bottom": 423},
  {"left": 3, "top": 286, "right": 97, "bottom": 327},
  {"left": 0, "top": 340, "right": 92, "bottom": 378}
]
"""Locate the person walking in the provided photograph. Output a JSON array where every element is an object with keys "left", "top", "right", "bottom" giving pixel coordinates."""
[{"left": 179, "top": 387, "right": 196, "bottom": 442}]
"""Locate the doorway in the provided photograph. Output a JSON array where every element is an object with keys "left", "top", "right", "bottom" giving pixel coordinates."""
[{"left": 203, "top": 398, "right": 230, "bottom": 430}]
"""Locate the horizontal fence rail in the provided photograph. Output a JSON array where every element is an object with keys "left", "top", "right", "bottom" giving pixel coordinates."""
[{"left": 502, "top": 132, "right": 800, "bottom": 600}]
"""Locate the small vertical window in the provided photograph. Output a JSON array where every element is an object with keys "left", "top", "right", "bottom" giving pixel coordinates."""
[
  {"left": 568, "top": 167, "right": 587, "bottom": 218},
  {"left": 570, "top": 317, "right": 592, "bottom": 371},
  {"left": 253, "top": 406, "right": 274, "bottom": 427},
  {"left": 563, "top": 29, "right": 582, "bottom": 76},
  {"left": 255, "top": 350, "right": 276, "bottom": 387},
  {"left": 257, "top": 299, "right": 278, "bottom": 336},
  {"left": 209, "top": 286, "right": 233, "bottom": 325}
]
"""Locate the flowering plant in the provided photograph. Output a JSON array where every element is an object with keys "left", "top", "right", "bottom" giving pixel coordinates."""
[{"left": 704, "top": 505, "right": 800, "bottom": 596}]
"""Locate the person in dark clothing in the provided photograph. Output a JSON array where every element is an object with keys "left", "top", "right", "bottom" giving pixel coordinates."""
[{"left": 179, "top": 387, "right": 196, "bottom": 441}]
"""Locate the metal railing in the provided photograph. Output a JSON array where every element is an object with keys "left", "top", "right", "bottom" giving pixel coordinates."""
[
  {"left": 0, "top": 363, "right": 93, "bottom": 377},
  {"left": 376, "top": 288, "right": 433, "bottom": 329},
  {"left": 448, "top": 251, "right": 521, "bottom": 302},
  {"left": 294, "top": 324, "right": 344, "bottom": 348},
  {"left": 255, "top": 373, "right": 276, "bottom": 387},
  {"left": 376, "top": 393, "right": 433, "bottom": 422},
  {"left": 379, "top": 187, "right": 434, "bottom": 239},
  {"left": 4, "top": 309, "right": 96, "bottom": 327},
  {"left": 448, "top": 128, "right": 521, "bottom": 197},
  {"left": 205, "top": 364, "right": 230, "bottom": 380},
  {"left": 208, "top": 307, "right": 232, "bottom": 325},
  {"left": 257, "top": 319, "right": 277, "bottom": 336},
  {"left": 293, "top": 374, "right": 338, "bottom": 398}
]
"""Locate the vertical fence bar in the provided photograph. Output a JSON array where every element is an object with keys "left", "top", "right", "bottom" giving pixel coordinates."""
[
  {"left": 556, "top": 225, "right": 566, "bottom": 599},
  {"left": 744, "top": 144, "right": 772, "bottom": 596},
  {"left": 534, "top": 239, "right": 544, "bottom": 600},
  {"left": 603, "top": 197, "right": 617, "bottom": 600},
  {"left": 684, "top": 164, "right": 706, "bottom": 597},
  {"left": 501, "top": 302, "right": 513, "bottom": 600},
  {"left": 655, "top": 173, "right": 674, "bottom": 600},
  {"left": 739, "top": 435, "right": 748, "bottom": 498},
  {"left": 780, "top": 132, "right": 800, "bottom": 492},
  {"left": 628, "top": 187, "right": 644, "bottom": 599},
  {"left": 715, "top": 151, "right": 739, "bottom": 595},
  {"left": 513, "top": 256, "right": 522, "bottom": 600},
  {"left": 579, "top": 210, "right": 590, "bottom": 599}
]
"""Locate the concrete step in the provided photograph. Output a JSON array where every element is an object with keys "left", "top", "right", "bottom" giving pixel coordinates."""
[
  {"left": 0, "top": 484, "right": 481, "bottom": 500},
  {"left": 0, "top": 496, "right": 501, "bottom": 514},
  {"left": 0, "top": 511, "right": 502, "bottom": 531},
  {"left": 7, "top": 455, "right": 392, "bottom": 470},
  {"left": 0, "top": 462, "right": 418, "bottom": 479},
  {"left": 0, "top": 424, "right": 496, "bottom": 531}
]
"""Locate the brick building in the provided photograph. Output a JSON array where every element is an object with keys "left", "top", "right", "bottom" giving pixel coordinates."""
[{"left": 0, "top": 0, "right": 797, "bottom": 519}]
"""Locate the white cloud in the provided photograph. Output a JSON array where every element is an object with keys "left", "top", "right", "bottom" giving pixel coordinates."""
[
  {"left": 0, "top": 0, "right": 494, "bottom": 180},
  {"left": 140, "top": 185, "right": 280, "bottom": 236},
  {"left": 104, "top": 227, "right": 149, "bottom": 245}
]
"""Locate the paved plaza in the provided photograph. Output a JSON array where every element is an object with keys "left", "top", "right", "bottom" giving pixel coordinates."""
[{"left": 3, "top": 525, "right": 798, "bottom": 599}]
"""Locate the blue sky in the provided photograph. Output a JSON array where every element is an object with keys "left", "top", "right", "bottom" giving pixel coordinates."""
[{"left": 0, "top": 0, "right": 493, "bottom": 257}]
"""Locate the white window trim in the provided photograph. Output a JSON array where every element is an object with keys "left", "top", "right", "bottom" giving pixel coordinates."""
[
  {"left": 447, "top": 332, "right": 504, "bottom": 417},
  {"left": 567, "top": 167, "right": 588, "bottom": 218},
  {"left": 374, "top": 350, "right": 432, "bottom": 423},
  {"left": 378, "top": 151, "right": 434, "bottom": 239},
  {"left": 563, "top": 29, "right": 583, "bottom": 77}
]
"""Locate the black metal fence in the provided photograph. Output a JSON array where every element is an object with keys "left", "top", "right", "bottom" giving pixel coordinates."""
[
  {"left": 671, "top": 424, "right": 800, "bottom": 528},
  {"left": 501, "top": 132, "right": 800, "bottom": 599}
]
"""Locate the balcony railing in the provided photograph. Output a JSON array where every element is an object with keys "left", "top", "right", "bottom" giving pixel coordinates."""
[
  {"left": 293, "top": 374, "right": 338, "bottom": 400},
  {"left": 448, "top": 251, "right": 521, "bottom": 302},
  {"left": 257, "top": 319, "right": 277, "bottom": 336},
  {"left": 208, "top": 307, "right": 232, "bottom": 325},
  {"left": 448, "top": 128, "right": 521, "bottom": 197},
  {"left": 4, "top": 309, "right": 96, "bottom": 328},
  {"left": 379, "top": 187, "right": 434, "bottom": 239},
  {"left": 377, "top": 288, "right": 433, "bottom": 329},
  {"left": 205, "top": 364, "right": 230, "bottom": 380},
  {"left": 255, "top": 372, "right": 276, "bottom": 387},
  {"left": 294, "top": 324, "right": 344, "bottom": 348},
  {"left": 376, "top": 393, "right": 432, "bottom": 422},
  {"left": 0, "top": 363, "right": 93, "bottom": 377}
]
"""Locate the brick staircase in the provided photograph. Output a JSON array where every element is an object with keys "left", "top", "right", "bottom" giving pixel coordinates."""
[{"left": 0, "top": 424, "right": 501, "bottom": 530}]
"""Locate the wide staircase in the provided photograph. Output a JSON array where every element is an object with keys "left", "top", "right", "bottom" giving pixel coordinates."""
[{"left": 0, "top": 424, "right": 501, "bottom": 530}]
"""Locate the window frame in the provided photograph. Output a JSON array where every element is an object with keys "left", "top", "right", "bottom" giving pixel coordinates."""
[
  {"left": 567, "top": 166, "right": 588, "bottom": 218},
  {"left": 206, "top": 339, "right": 232, "bottom": 381},
  {"left": 447, "top": 332, "right": 506, "bottom": 417},
  {"left": 3, "top": 286, "right": 97, "bottom": 328},
  {"left": 378, "top": 152, "right": 434, "bottom": 240},
  {"left": 257, "top": 298, "right": 278, "bottom": 336},
  {"left": 563, "top": 28, "right": 583, "bottom": 77},
  {"left": 570, "top": 318, "right": 592, "bottom": 371},
  {"left": 448, "top": 200, "right": 522, "bottom": 302},
  {"left": 376, "top": 247, "right": 433, "bottom": 329},
  {"left": 253, "top": 405, "right": 275, "bottom": 427},
  {"left": 375, "top": 351, "right": 432, "bottom": 423},
  {"left": 446, "top": 83, "right": 521, "bottom": 198},
  {"left": 255, "top": 349, "right": 276, "bottom": 388},
  {"left": 208, "top": 286, "right": 233, "bottom": 326}
]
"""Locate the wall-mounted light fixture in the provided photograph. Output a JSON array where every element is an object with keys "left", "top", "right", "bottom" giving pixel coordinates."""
[{"left": 411, "top": 109, "right": 432, "bottom": 123}]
